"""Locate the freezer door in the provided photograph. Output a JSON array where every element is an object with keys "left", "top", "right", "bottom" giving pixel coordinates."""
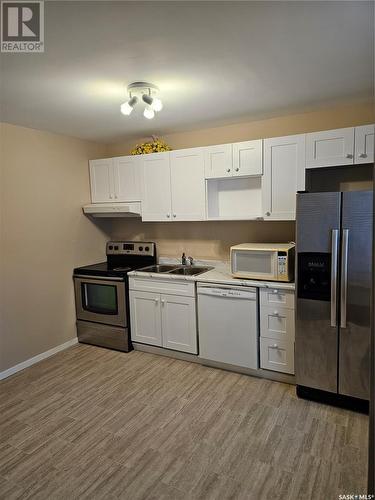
[
  {"left": 295, "top": 192, "right": 341, "bottom": 393},
  {"left": 339, "top": 190, "right": 372, "bottom": 399}
]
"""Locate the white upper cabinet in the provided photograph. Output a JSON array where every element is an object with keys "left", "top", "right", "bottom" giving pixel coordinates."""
[
  {"left": 170, "top": 148, "right": 205, "bottom": 221},
  {"left": 306, "top": 127, "right": 355, "bottom": 168},
  {"left": 204, "top": 143, "right": 232, "bottom": 178},
  {"left": 263, "top": 134, "right": 306, "bottom": 220},
  {"left": 89, "top": 159, "right": 114, "bottom": 203},
  {"left": 355, "top": 124, "right": 374, "bottom": 164},
  {"left": 141, "top": 153, "right": 172, "bottom": 221},
  {"left": 113, "top": 156, "right": 141, "bottom": 201},
  {"left": 233, "top": 140, "right": 263, "bottom": 176}
]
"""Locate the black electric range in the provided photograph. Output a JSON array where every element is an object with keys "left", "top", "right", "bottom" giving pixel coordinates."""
[{"left": 73, "top": 241, "right": 156, "bottom": 352}]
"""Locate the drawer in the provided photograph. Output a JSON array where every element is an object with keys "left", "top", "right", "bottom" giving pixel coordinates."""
[
  {"left": 260, "top": 338, "right": 294, "bottom": 374},
  {"left": 260, "top": 306, "right": 295, "bottom": 342},
  {"left": 260, "top": 288, "right": 295, "bottom": 309},
  {"left": 129, "top": 277, "right": 195, "bottom": 297}
]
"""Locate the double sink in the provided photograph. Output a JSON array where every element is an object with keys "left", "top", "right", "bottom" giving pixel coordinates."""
[{"left": 138, "top": 264, "right": 213, "bottom": 276}]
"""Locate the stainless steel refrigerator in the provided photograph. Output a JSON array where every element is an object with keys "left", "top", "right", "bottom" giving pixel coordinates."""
[{"left": 295, "top": 190, "right": 372, "bottom": 406}]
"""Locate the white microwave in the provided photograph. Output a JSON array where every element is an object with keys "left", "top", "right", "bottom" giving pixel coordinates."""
[{"left": 230, "top": 243, "right": 295, "bottom": 282}]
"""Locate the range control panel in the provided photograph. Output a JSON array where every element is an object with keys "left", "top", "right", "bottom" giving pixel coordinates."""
[
  {"left": 277, "top": 252, "right": 288, "bottom": 277},
  {"left": 106, "top": 241, "right": 156, "bottom": 257}
]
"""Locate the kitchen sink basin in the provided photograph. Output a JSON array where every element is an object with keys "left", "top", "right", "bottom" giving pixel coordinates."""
[
  {"left": 138, "top": 264, "right": 180, "bottom": 273},
  {"left": 167, "top": 266, "right": 213, "bottom": 276}
]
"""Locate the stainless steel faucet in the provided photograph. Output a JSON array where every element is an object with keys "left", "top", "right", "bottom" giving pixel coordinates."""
[{"left": 181, "top": 253, "right": 194, "bottom": 266}]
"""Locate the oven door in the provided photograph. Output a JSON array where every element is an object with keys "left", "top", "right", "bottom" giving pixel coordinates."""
[
  {"left": 73, "top": 275, "right": 126, "bottom": 327},
  {"left": 231, "top": 249, "right": 278, "bottom": 280}
]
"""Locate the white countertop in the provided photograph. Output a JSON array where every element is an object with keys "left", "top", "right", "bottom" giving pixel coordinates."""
[{"left": 128, "top": 258, "right": 295, "bottom": 291}]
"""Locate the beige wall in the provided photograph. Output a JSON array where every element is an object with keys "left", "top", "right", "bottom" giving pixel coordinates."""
[
  {"left": 111, "top": 219, "right": 295, "bottom": 261},
  {"left": 0, "top": 123, "right": 110, "bottom": 372},
  {"left": 108, "top": 100, "right": 373, "bottom": 260},
  {"left": 108, "top": 99, "right": 374, "bottom": 156}
]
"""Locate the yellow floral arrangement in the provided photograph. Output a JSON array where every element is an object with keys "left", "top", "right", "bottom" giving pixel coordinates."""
[{"left": 130, "top": 136, "right": 172, "bottom": 155}]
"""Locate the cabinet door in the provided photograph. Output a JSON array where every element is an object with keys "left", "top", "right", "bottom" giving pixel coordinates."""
[
  {"left": 141, "top": 153, "right": 172, "bottom": 221},
  {"left": 260, "top": 338, "right": 294, "bottom": 374},
  {"left": 263, "top": 134, "right": 306, "bottom": 220},
  {"left": 161, "top": 295, "right": 197, "bottom": 354},
  {"left": 113, "top": 156, "right": 141, "bottom": 201},
  {"left": 129, "top": 291, "right": 162, "bottom": 346},
  {"left": 204, "top": 144, "right": 232, "bottom": 178},
  {"left": 89, "top": 159, "right": 114, "bottom": 203},
  {"left": 355, "top": 124, "right": 374, "bottom": 164},
  {"left": 170, "top": 148, "right": 206, "bottom": 221},
  {"left": 233, "top": 140, "right": 263, "bottom": 176},
  {"left": 306, "top": 127, "right": 354, "bottom": 168}
]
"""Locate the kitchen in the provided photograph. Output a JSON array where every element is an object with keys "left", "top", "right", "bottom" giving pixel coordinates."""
[{"left": 0, "top": 1, "right": 374, "bottom": 499}]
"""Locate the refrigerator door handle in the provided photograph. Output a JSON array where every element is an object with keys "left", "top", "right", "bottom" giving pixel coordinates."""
[
  {"left": 330, "top": 229, "right": 339, "bottom": 327},
  {"left": 340, "top": 229, "right": 349, "bottom": 328}
]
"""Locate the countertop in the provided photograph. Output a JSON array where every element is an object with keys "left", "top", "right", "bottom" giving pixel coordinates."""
[{"left": 128, "top": 258, "right": 295, "bottom": 290}]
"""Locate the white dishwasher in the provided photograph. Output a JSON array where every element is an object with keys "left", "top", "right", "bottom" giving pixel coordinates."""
[{"left": 197, "top": 283, "right": 258, "bottom": 369}]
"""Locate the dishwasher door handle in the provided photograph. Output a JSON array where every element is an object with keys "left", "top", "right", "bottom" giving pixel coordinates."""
[{"left": 198, "top": 289, "right": 256, "bottom": 300}]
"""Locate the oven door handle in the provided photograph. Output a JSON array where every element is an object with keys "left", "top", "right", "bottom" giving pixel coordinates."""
[{"left": 73, "top": 274, "right": 125, "bottom": 282}]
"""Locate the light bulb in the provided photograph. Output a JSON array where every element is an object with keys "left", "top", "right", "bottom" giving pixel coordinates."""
[
  {"left": 120, "top": 101, "right": 133, "bottom": 115},
  {"left": 151, "top": 98, "right": 163, "bottom": 112},
  {"left": 120, "top": 96, "right": 138, "bottom": 116},
  {"left": 143, "top": 106, "right": 155, "bottom": 119}
]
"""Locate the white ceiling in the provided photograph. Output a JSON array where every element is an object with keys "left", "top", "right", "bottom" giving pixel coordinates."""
[{"left": 0, "top": 1, "right": 373, "bottom": 143}]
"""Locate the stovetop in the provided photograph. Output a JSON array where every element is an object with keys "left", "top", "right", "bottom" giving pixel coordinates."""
[
  {"left": 73, "top": 262, "right": 132, "bottom": 278},
  {"left": 73, "top": 241, "right": 157, "bottom": 279}
]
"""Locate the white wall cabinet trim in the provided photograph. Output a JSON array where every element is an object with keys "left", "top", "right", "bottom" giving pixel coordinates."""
[
  {"left": 355, "top": 124, "right": 374, "bottom": 164},
  {"left": 141, "top": 152, "right": 172, "bottom": 221},
  {"left": 170, "top": 148, "right": 206, "bottom": 221},
  {"left": 306, "top": 127, "right": 355, "bottom": 168},
  {"left": 233, "top": 140, "right": 263, "bottom": 177},
  {"left": 262, "top": 134, "right": 306, "bottom": 220},
  {"left": 204, "top": 143, "right": 233, "bottom": 178},
  {"left": 113, "top": 156, "right": 141, "bottom": 202},
  {"left": 89, "top": 158, "right": 114, "bottom": 203}
]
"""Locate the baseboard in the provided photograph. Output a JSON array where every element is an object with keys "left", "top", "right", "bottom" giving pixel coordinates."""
[{"left": 0, "top": 337, "right": 78, "bottom": 381}]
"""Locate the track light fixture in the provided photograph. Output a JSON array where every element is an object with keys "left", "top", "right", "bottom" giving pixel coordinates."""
[{"left": 120, "top": 82, "right": 163, "bottom": 120}]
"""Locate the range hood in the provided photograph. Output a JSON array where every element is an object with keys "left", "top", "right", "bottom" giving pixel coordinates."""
[{"left": 83, "top": 202, "right": 142, "bottom": 218}]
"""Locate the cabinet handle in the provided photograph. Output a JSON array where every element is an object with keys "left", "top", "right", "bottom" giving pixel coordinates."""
[
  {"left": 161, "top": 299, "right": 165, "bottom": 305},
  {"left": 166, "top": 214, "right": 170, "bottom": 218},
  {"left": 272, "top": 290, "right": 279, "bottom": 294},
  {"left": 226, "top": 168, "right": 231, "bottom": 173},
  {"left": 273, "top": 311, "right": 279, "bottom": 316},
  {"left": 265, "top": 212, "right": 271, "bottom": 216},
  {"left": 154, "top": 298, "right": 159, "bottom": 304},
  {"left": 359, "top": 153, "right": 367, "bottom": 158},
  {"left": 346, "top": 153, "right": 353, "bottom": 159},
  {"left": 270, "top": 344, "right": 279, "bottom": 349},
  {"left": 173, "top": 214, "right": 176, "bottom": 218},
  {"left": 109, "top": 194, "right": 113, "bottom": 199},
  {"left": 235, "top": 168, "right": 239, "bottom": 172}
]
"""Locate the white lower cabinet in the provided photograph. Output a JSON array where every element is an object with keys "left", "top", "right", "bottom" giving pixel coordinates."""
[
  {"left": 260, "top": 338, "right": 294, "bottom": 374},
  {"left": 129, "top": 280, "right": 197, "bottom": 354},
  {"left": 161, "top": 295, "right": 197, "bottom": 354},
  {"left": 259, "top": 288, "right": 295, "bottom": 375},
  {"left": 129, "top": 291, "right": 162, "bottom": 346}
]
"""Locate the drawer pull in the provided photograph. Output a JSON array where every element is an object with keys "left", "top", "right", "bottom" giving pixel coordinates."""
[
  {"left": 272, "top": 290, "right": 279, "bottom": 294},
  {"left": 273, "top": 311, "right": 279, "bottom": 316},
  {"left": 270, "top": 344, "right": 279, "bottom": 349}
]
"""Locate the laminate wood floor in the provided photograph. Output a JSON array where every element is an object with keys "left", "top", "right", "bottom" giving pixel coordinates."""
[{"left": 0, "top": 344, "right": 368, "bottom": 500}]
